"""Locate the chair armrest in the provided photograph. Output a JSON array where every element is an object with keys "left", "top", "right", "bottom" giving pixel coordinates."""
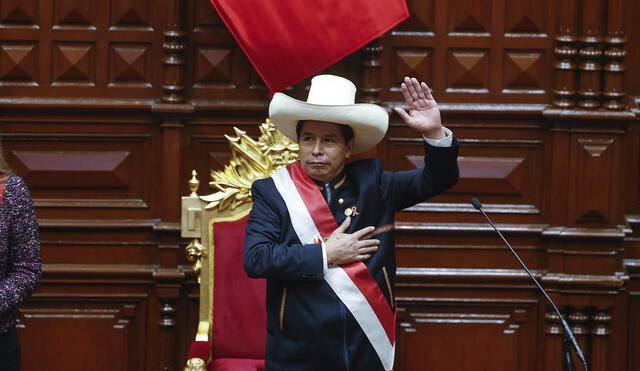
[
  {"left": 185, "top": 357, "right": 206, "bottom": 371},
  {"left": 185, "top": 341, "right": 211, "bottom": 371}
]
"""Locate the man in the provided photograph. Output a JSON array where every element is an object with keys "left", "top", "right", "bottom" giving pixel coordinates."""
[{"left": 244, "top": 74, "right": 459, "bottom": 370}]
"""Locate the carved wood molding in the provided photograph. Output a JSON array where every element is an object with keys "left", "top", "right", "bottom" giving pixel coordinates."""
[
  {"left": 38, "top": 218, "right": 159, "bottom": 229},
  {"left": 544, "top": 304, "right": 613, "bottom": 370},
  {"left": 0, "top": 97, "right": 156, "bottom": 109},
  {"left": 404, "top": 202, "right": 540, "bottom": 214},
  {"left": 40, "top": 263, "right": 158, "bottom": 280},
  {"left": 33, "top": 198, "right": 149, "bottom": 209},
  {"left": 623, "top": 259, "right": 640, "bottom": 277},
  {"left": 603, "top": 0, "right": 627, "bottom": 109},
  {"left": 396, "top": 296, "right": 538, "bottom": 307},
  {"left": 552, "top": 0, "right": 631, "bottom": 111},
  {"left": 395, "top": 221, "right": 547, "bottom": 234},
  {"left": 577, "top": 0, "right": 605, "bottom": 109},
  {"left": 395, "top": 267, "right": 628, "bottom": 291},
  {"left": 19, "top": 297, "right": 145, "bottom": 329},
  {"left": 553, "top": 0, "right": 579, "bottom": 108},
  {"left": 360, "top": 37, "right": 383, "bottom": 104},
  {"left": 0, "top": 132, "right": 152, "bottom": 141},
  {"left": 542, "top": 226, "right": 628, "bottom": 239},
  {"left": 396, "top": 267, "right": 545, "bottom": 286},
  {"left": 399, "top": 309, "right": 528, "bottom": 335},
  {"left": 393, "top": 220, "right": 629, "bottom": 239},
  {"left": 159, "top": 0, "right": 186, "bottom": 104},
  {"left": 541, "top": 272, "right": 627, "bottom": 291}
]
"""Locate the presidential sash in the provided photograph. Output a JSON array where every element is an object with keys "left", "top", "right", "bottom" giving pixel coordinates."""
[{"left": 271, "top": 161, "right": 396, "bottom": 370}]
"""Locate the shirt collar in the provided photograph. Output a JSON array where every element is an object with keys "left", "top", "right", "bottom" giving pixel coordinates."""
[{"left": 311, "top": 170, "right": 347, "bottom": 190}]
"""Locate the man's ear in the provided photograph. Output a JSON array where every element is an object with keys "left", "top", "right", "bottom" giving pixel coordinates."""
[{"left": 345, "top": 139, "right": 354, "bottom": 158}]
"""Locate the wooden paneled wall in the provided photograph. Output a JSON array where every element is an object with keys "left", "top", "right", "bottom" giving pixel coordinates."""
[{"left": 0, "top": 0, "right": 638, "bottom": 370}]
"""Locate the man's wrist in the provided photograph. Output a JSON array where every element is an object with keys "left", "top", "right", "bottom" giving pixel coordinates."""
[
  {"left": 423, "top": 127, "right": 453, "bottom": 147},
  {"left": 422, "top": 127, "right": 446, "bottom": 140}
]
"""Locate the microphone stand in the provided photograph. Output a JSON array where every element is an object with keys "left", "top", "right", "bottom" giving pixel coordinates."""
[{"left": 471, "top": 197, "right": 588, "bottom": 371}]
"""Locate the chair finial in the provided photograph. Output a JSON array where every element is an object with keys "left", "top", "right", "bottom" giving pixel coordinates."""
[{"left": 189, "top": 170, "right": 200, "bottom": 197}]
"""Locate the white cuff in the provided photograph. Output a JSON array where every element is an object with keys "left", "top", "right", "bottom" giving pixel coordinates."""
[
  {"left": 321, "top": 240, "right": 328, "bottom": 275},
  {"left": 423, "top": 126, "right": 453, "bottom": 147}
]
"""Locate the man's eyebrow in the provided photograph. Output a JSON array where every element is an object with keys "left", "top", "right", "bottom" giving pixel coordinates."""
[{"left": 299, "top": 131, "right": 338, "bottom": 138}]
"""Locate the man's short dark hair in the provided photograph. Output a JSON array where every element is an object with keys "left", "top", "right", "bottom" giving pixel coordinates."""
[{"left": 296, "top": 121, "right": 354, "bottom": 143}]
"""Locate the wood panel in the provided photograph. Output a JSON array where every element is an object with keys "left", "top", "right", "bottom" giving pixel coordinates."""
[
  {"left": 0, "top": 0, "right": 162, "bottom": 102},
  {"left": 0, "top": 118, "right": 156, "bottom": 219},
  {"left": 16, "top": 264, "right": 157, "bottom": 371},
  {"left": 382, "top": 0, "right": 554, "bottom": 104},
  {"left": 628, "top": 274, "right": 640, "bottom": 370},
  {"left": 570, "top": 135, "right": 621, "bottom": 225},
  {"left": 19, "top": 295, "right": 146, "bottom": 371},
  {"left": 396, "top": 298, "right": 537, "bottom": 371},
  {"left": 624, "top": 124, "right": 640, "bottom": 216},
  {"left": 0, "top": 0, "right": 637, "bottom": 370}
]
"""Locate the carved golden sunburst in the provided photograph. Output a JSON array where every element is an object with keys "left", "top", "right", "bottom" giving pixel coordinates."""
[{"left": 199, "top": 119, "right": 298, "bottom": 211}]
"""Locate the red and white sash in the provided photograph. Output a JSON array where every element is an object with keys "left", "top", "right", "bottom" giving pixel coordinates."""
[{"left": 271, "top": 161, "right": 396, "bottom": 370}]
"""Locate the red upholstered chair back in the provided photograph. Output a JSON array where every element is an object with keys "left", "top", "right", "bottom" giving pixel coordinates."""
[{"left": 211, "top": 215, "right": 266, "bottom": 359}]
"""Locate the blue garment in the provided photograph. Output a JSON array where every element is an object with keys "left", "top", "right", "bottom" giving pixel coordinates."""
[
  {"left": 244, "top": 139, "right": 459, "bottom": 371},
  {"left": 0, "top": 326, "right": 20, "bottom": 371}
]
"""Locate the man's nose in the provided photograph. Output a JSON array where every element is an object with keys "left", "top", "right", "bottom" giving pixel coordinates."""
[{"left": 312, "top": 139, "right": 323, "bottom": 154}]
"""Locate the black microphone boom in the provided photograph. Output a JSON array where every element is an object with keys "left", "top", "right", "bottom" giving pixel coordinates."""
[{"left": 470, "top": 197, "right": 588, "bottom": 371}]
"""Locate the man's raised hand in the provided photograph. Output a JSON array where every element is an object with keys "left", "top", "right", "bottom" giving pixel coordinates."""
[
  {"left": 394, "top": 76, "right": 445, "bottom": 140},
  {"left": 325, "top": 217, "right": 380, "bottom": 266}
]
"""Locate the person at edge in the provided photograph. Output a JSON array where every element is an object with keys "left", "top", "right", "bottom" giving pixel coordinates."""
[
  {"left": 0, "top": 148, "right": 41, "bottom": 371},
  {"left": 244, "top": 74, "right": 459, "bottom": 371}
]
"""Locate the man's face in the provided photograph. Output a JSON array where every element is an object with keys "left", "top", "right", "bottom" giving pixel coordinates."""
[{"left": 298, "top": 120, "right": 353, "bottom": 183}]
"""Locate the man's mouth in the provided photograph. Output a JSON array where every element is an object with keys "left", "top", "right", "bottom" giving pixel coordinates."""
[{"left": 308, "top": 161, "right": 329, "bottom": 167}]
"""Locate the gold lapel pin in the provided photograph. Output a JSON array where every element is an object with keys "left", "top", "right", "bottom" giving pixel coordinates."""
[{"left": 345, "top": 206, "right": 359, "bottom": 217}]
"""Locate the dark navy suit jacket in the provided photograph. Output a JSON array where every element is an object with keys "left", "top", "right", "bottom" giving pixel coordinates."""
[{"left": 244, "top": 138, "right": 459, "bottom": 371}]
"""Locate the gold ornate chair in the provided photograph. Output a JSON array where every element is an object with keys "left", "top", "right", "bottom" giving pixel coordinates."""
[{"left": 181, "top": 120, "right": 298, "bottom": 371}]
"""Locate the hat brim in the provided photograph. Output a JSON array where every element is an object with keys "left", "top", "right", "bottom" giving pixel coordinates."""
[{"left": 269, "top": 93, "right": 389, "bottom": 154}]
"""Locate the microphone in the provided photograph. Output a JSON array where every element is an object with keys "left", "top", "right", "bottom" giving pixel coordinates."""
[
  {"left": 470, "top": 197, "right": 482, "bottom": 211},
  {"left": 471, "top": 197, "right": 588, "bottom": 371}
]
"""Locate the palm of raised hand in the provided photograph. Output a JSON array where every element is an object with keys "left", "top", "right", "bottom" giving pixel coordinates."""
[{"left": 394, "top": 77, "right": 444, "bottom": 139}]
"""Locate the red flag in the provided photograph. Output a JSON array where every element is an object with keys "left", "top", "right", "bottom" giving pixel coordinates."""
[{"left": 209, "top": 0, "right": 409, "bottom": 94}]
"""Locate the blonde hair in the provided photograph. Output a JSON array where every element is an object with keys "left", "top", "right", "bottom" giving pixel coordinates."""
[{"left": 0, "top": 143, "right": 12, "bottom": 176}]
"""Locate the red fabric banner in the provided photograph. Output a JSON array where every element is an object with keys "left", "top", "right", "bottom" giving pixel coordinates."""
[
  {"left": 209, "top": 0, "right": 409, "bottom": 93},
  {"left": 286, "top": 161, "right": 338, "bottom": 236}
]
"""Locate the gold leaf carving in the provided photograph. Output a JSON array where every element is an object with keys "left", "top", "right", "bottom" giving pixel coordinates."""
[{"left": 200, "top": 119, "right": 298, "bottom": 211}]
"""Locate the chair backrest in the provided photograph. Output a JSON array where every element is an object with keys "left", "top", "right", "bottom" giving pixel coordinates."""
[
  {"left": 211, "top": 215, "right": 265, "bottom": 358},
  {"left": 181, "top": 120, "right": 298, "bottom": 360}
]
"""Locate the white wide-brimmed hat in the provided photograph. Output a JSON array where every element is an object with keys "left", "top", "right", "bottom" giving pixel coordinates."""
[{"left": 269, "top": 75, "right": 389, "bottom": 154}]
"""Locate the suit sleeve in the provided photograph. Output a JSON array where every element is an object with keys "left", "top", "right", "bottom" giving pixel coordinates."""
[
  {"left": 243, "top": 179, "right": 324, "bottom": 281},
  {"left": 382, "top": 136, "right": 460, "bottom": 211}
]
